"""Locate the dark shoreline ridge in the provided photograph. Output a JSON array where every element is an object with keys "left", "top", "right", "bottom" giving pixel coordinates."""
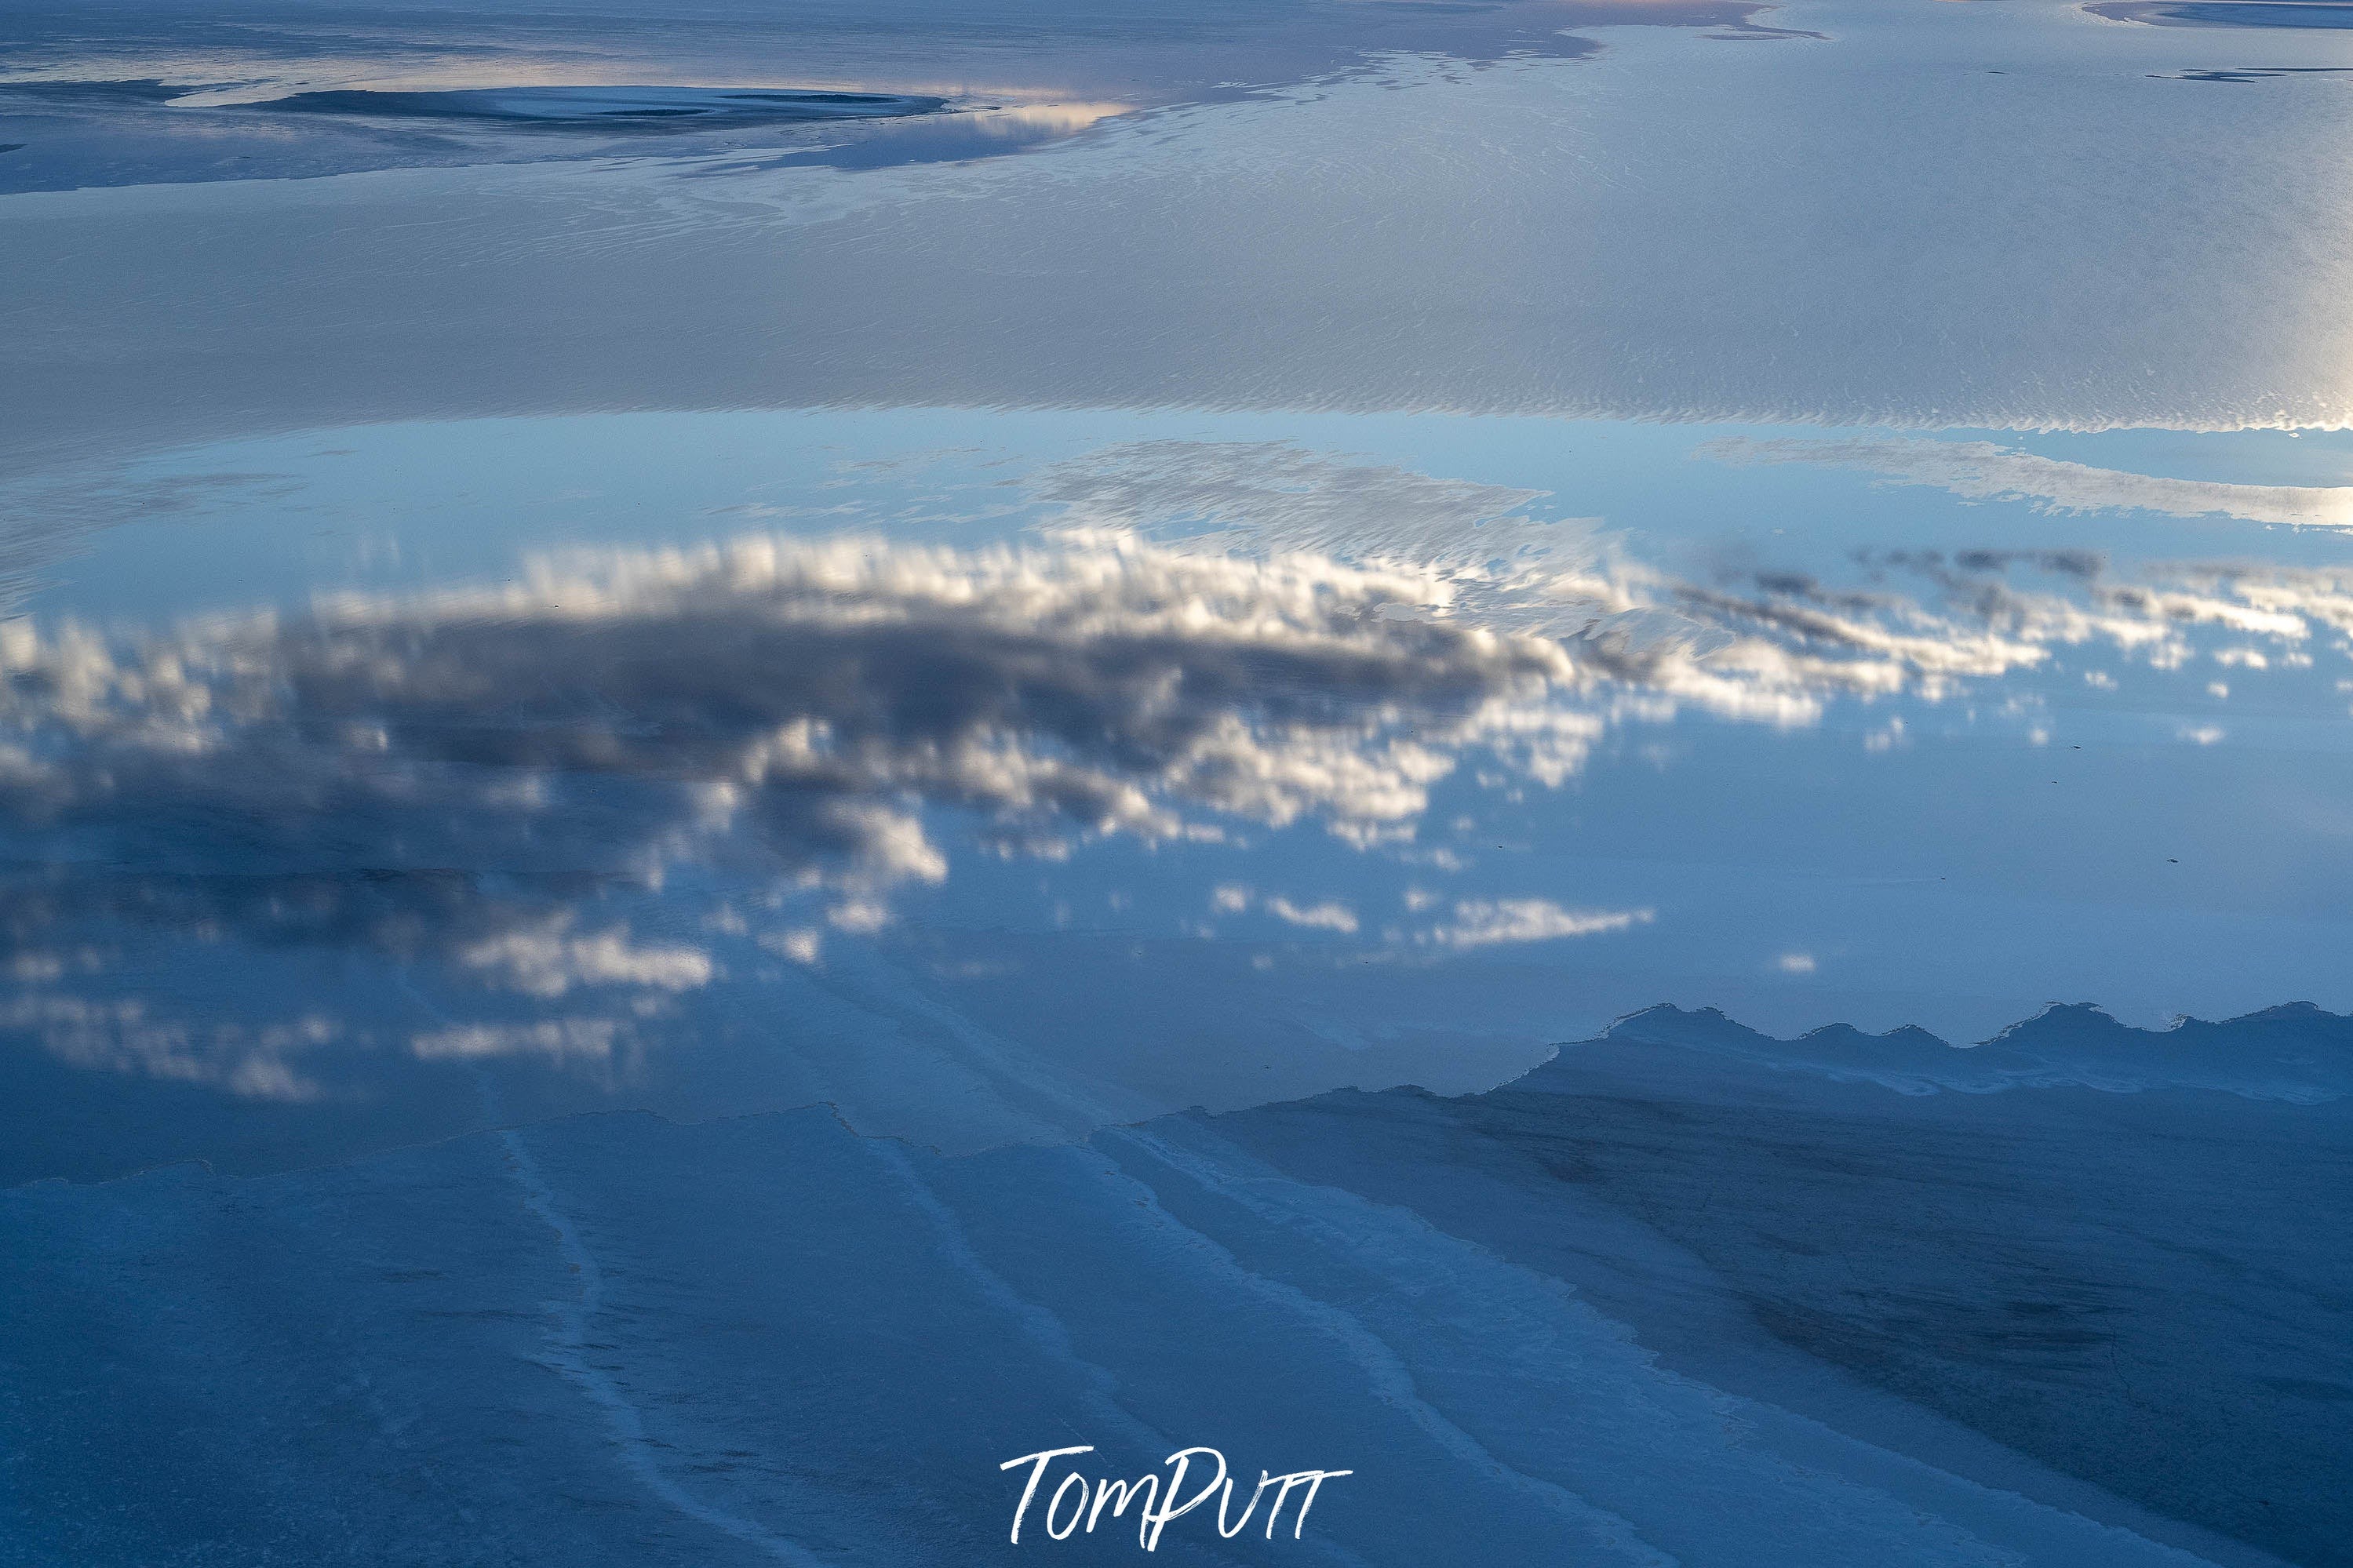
[
  {"left": 1200, "top": 1000, "right": 2353, "bottom": 1568},
  {"left": 1550, "top": 996, "right": 2353, "bottom": 1100}
]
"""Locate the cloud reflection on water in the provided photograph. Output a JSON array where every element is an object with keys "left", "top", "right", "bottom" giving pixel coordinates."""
[{"left": 4, "top": 440, "right": 2352, "bottom": 1101}]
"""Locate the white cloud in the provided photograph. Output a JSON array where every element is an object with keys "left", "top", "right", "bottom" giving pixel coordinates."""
[
  {"left": 759, "top": 927, "right": 824, "bottom": 965},
  {"left": 456, "top": 921, "right": 714, "bottom": 998},
  {"left": 1264, "top": 897, "right": 1360, "bottom": 934},
  {"left": 825, "top": 900, "right": 893, "bottom": 934},
  {"left": 1424, "top": 898, "right": 1652, "bottom": 949},
  {"left": 5, "top": 503, "right": 2348, "bottom": 994},
  {"left": 1, "top": 994, "right": 337, "bottom": 1101},
  {"left": 410, "top": 1018, "right": 625, "bottom": 1063}
]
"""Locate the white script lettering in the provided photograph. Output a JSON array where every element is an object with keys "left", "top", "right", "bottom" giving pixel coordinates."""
[{"left": 999, "top": 1446, "right": 1353, "bottom": 1550}]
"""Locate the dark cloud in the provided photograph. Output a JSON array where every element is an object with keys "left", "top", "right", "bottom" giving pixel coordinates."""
[{"left": 0, "top": 533, "right": 1570, "bottom": 982}]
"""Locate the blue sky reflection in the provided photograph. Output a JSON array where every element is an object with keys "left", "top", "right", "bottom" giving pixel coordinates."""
[{"left": 3, "top": 415, "right": 2349, "bottom": 1183}]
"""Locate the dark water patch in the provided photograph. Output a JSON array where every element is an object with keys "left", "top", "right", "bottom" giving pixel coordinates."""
[
  {"left": 1702, "top": 20, "right": 1830, "bottom": 38},
  {"left": 2155, "top": 63, "right": 2353, "bottom": 78},
  {"left": 0, "top": 75, "right": 958, "bottom": 193},
  {"left": 0, "top": 78, "right": 195, "bottom": 110},
  {"left": 253, "top": 84, "right": 947, "bottom": 131},
  {"left": 2091, "top": 0, "right": 2353, "bottom": 28},
  {"left": 0, "top": 0, "right": 1783, "bottom": 191}
]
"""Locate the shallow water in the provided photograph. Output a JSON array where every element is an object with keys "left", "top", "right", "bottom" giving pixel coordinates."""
[{"left": 2, "top": 1, "right": 2349, "bottom": 1564}]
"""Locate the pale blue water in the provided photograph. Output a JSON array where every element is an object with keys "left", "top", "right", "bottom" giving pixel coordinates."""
[{"left": 2, "top": 2, "right": 2349, "bottom": 1563}]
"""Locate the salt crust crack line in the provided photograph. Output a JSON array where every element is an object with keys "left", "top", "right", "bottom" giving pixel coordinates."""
[
  {"left": 498, "top": 1122, "right": 830, "bottom": 1565},
  {"left": 861, "top": 1134, "right": 1311, "bottom": 1567},
  {"left": 1092, "top": 1126, "right": 1680, "bottom": 1568}
]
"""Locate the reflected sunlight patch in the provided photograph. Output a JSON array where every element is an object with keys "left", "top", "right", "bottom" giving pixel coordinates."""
[{"left": 1703, "top": 435, "right": 2353, "bottom": 529}]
